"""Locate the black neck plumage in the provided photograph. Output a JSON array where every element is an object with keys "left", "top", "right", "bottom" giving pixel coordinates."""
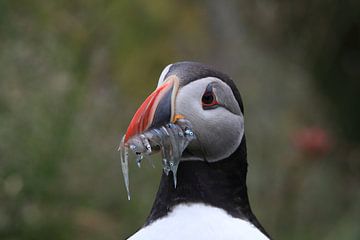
[{"left": 144, "top": 136, "right": 269, "bottom": 237}]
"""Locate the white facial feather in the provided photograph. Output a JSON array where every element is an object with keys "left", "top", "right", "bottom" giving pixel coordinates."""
[{"left": 157, "top": 64, "right": 173, "bottom": 87}]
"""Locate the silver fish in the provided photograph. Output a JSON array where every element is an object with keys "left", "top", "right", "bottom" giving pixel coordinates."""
[{"left": 119, "top": 119, "right": 195, "bottom": 199}]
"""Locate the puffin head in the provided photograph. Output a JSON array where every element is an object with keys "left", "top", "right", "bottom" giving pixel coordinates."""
[{"left": 125, "top": 61, "right": 245, "bottom": 163}]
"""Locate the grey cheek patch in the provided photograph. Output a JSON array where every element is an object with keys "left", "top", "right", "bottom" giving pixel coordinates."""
[
  {"left": 175, "top": 77, "right": 244, "bottom": 162},
  {"left": 212, "top": 82, "right": 241, "bottom": 116}
]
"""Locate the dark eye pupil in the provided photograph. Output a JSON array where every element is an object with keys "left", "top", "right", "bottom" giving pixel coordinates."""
[{"left": 202, "top": 93, "right": 214, "bottom": 104}]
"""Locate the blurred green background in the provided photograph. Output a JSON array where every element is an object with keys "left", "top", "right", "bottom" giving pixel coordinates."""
[{"left": 0, "top": 0, "right": 359, "bottom": 239}]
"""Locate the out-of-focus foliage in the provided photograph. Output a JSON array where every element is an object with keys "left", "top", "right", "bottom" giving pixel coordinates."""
[{"left": 0, "top": 1, "right": 359, "bottom": 240}]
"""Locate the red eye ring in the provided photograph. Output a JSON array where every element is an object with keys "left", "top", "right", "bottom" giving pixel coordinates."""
[
  {"left": 201, "top": 84, "right": 219, "bottom": 109},
  {"left": 201, "top": 93, "right": 218, "bottom": 107}
]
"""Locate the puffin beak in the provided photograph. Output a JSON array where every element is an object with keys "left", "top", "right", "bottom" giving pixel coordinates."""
[{"left": 124, "top": 76, "right": 182, "bottom": 143}]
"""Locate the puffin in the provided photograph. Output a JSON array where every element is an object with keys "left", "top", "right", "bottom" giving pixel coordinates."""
[{"left": 123, "top": 61, "right": 271, "bottom": 240}]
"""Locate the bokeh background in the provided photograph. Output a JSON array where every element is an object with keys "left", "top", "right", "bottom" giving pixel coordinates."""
[{"left": 0, "top": 0, "right": 359, "bottom": 239}]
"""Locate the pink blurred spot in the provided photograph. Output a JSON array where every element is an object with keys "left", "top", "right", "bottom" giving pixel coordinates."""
[{"left": 292, "top": 127, "right": 332, "bottom": 157}]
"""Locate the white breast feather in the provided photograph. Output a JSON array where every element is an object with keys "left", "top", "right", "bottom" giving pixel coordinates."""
[{"left": 128, "top": 203, "right": 269, "bottom": 240}]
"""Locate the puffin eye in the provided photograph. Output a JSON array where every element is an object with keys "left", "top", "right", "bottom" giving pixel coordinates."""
[{"left": 202, "top": 84, "right": 218, "bottom": 109}]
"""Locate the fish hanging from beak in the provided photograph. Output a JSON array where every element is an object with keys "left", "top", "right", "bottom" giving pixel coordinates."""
[{"left": 119, "top": 75, "right": 195, "bottom": 200}]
